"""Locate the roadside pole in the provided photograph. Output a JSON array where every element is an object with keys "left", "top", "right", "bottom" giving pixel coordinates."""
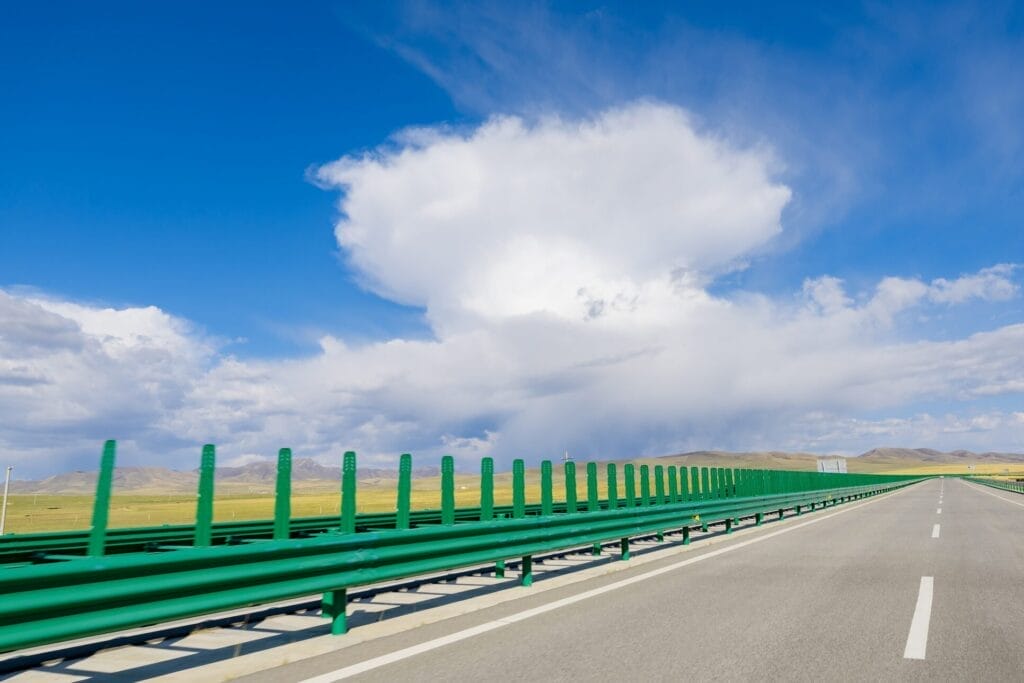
[{"left": 0, "top": 466, "right": 11, "bottom": 535}]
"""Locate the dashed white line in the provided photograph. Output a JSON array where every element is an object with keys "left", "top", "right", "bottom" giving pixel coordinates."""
[
  {"left": 931, "top": 524, "right": 940, "bottom": 538},
  {"left": 936, "top": 508, "right": 941, "bottom": 514},
  {"left": 903, "top": 576, "right": 934, "bottom": 660}
]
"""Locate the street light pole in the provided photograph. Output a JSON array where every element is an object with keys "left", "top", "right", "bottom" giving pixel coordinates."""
[{"left": 0, "top": 466, "right": 11, "bottom": 535}]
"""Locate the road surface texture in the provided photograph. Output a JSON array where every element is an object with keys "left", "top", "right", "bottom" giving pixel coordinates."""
[{"left": 240, "top": 478, "right": 1023, "bottom": 682}]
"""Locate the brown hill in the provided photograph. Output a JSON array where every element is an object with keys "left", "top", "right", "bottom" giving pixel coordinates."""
[
  {"left": 10, "top": 448, "right": 1024, "bottom": 494},
  {"left": 857, "top": 447, "right": 1024, "bottom": 466},
  {"left": 10, "top": 459, "right": 439, "bottom": 495}
]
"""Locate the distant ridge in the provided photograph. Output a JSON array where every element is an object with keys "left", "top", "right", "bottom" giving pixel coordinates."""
[
  {"left": 857, "top": 447, "right": 1024, "bottom": 464},
  {"left": 10, "top": 458, "right": 440, "bottom": 495},
  {"left": 9, "top": 448, "right": 1024, "bottom": 494}
]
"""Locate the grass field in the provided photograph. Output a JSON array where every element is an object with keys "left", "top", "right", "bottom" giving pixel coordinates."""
[
  {"left": 3, "top": 462, "right": 1021, "bottom": 535},
  {"left": 1, "top": 472, "right": 550, "bottom": 534}
]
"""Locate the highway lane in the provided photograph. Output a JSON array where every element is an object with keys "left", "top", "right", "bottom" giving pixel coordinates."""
[{"left": 244, "top": 478, "right": 1024, "bottom": 682}]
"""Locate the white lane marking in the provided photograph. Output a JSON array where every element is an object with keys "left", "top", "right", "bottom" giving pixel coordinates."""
[
  {"left": 903, "top": 576, "right": 934, "bottom": 660},
  {"left": 931, "top": 524, "right": 940, "bottom": 538},
  {"left": 299, "top": 488, "right": 914, "bottom": 682},
  {"left": 936, "top": 508, "right": 941, "bottom": 514},
  {"left": 961, "top": 480, "right": 1024, "bottom": 509}
]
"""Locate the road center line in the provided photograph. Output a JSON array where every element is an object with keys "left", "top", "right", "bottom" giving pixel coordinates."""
[
  {"left": 936, "top": 508, "right": 941, "bottom": 514},
  {"left": 299, "top": 487, "right": 915, "bottom": 682},
  {"left": 903, "top": 576, "right": 934, "bottom": 660},
  {"left": 931, "top": 524, "right": 940, "bottom": 538}
]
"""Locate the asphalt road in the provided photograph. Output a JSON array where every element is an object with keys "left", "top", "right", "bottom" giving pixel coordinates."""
[{"left": 245, "top": 478, "right": 1024, "bottom": 682}]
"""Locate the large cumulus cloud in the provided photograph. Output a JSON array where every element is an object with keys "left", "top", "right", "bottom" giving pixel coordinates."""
[{"left": 2, "top": 103, "right": 1023, "bottom": 475}]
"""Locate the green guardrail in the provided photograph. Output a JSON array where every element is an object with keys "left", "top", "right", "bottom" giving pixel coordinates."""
[
  {"left": 0, "top": 441, "right": 924, "bottom": 652},
  {"left": 0, "top": 448, "right": 917, "bottom": 564},
  {"left": 0, "top": 503, "right": 586, "bottom": 564},
  {"left": 969, "top": 477, "right": 1024, "bottom": 494}
]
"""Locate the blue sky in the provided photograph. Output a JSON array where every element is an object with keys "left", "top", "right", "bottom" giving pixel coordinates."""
[{"left": 1, "top": 1, "right": 1023, "bottom": 475}]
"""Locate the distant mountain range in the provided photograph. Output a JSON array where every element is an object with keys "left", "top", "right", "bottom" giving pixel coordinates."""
[
  {"left": 10, "top": 460, "right": 440, "bottom": 495},
  {"left": 643, "top": 447, "right": 1024, "bottom": 471},
  {"left": 9, "top": 448, "right": 1024, "bottom": 495}
]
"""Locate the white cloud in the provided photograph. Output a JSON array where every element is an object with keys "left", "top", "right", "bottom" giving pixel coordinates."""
[
  {"left": 0, "top": 291, "right": 214, "bottom": 472},
  {"left": 786, "top": 410, "right": 1024, "bottom": 454},
  {"left": 927, "top": 264, "right": 1018, "bottom": 304},
  {"left": 2, "top": 104, "right": 1023, "bottom": 476},
  {"left": 316, "top": 103, "right": 791, "bottom": 327},
  {"left": 802, "top": 276, "right": 853, "bottom": 316}
]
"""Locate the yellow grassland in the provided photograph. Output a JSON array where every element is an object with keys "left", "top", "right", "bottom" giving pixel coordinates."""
[{"left": 3, "top": 461, "right": 1021, "bottom": 534}]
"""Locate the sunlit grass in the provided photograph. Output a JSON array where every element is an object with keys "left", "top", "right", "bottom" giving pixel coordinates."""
[{"left": 2, "top": 461, "right": 1018, "bottom": 534}]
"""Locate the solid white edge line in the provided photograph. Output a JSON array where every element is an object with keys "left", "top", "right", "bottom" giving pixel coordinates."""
[
  {"left": 931, "top": 523, "right": 940, "bottom": 538},
  {"left": 960, "top": 480, "right": 1024, "bottom": 509},
  {"left": 903, "top": 576, "right": 934, "bottom": 660},
  {"left": 299, "top": 487, "right": 914, "bottom": 683}
]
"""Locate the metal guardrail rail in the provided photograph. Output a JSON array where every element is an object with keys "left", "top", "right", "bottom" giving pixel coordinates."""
[
  {"left": 0, "top": 441, "right": 924, "bottom": 653},
  {"left": 969, "top": 477, "right": 1024, "bottom": 494},
  {"left": 0, "top": 504, "right": 577, "bottom": 564}
]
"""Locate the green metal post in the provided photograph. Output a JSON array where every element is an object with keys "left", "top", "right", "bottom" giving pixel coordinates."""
[
  {"left": 564, "top": 461, "right": 577, "bottom": 512},
  {"left": 607, "top": 464, "right": 619, "bottom": 509},
  {"left": 322, "top": 588, "right": 347, "bottom": 634},
  {"left": 652, "top": 464, "right": 665, "bottom": 540},
  {"left": 667, "top": 466, "right": 678, "bottom": 502},
  {"left": 481, "top": 457, "right": 502, "bottom": 577},
  {"left": 441, "top": 455, "right": 455, "bottom": 525},
  {"left": 701, "top": 467, "right": 710, "bottom": 501},
  {"left": 194, "top": 444, "right": 215, "bottom": 547},
  {"left": 88, "top": 440, "right": 116, "bottom": 557},
  {"left": 541, "top": 460, "right": 553, "bottom": 515},
  {"left": 480, "top": 457, "right": 494, "bottom": 520},
  {"left": 586, "top": 462, "right": 599, "bottom": 512},
  {"left": 691, "top": 466, "right": 700, "bottom": 501},
  {"left": 396, "top": 453, "right": 411, "bottom": 530},
  {"left": 620, "top": 537, "right": 630, "bottom": 560},
  {"left": 341, "top": 451, "right": 356, "bottom": 534},
  {"left": 654, "top": 465, "right": 665, "bottom": 504},
  {"left": 513, "top": 459, "right": 525, "bottom": 518},
  {"left": 273, "top": 448, "right": 292, "bottom": 540},
  {"left": 639, "top": 465, "right": 651, "bottom": 506},
  {"left": 624, "top": 464, "right": 636, "bottom": 507},
  {"left": 587, "top": 462, "right": 601, "bottom": 554},
  {"left": 516, "top": 458, "right": 532, "bottom": 577}
]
